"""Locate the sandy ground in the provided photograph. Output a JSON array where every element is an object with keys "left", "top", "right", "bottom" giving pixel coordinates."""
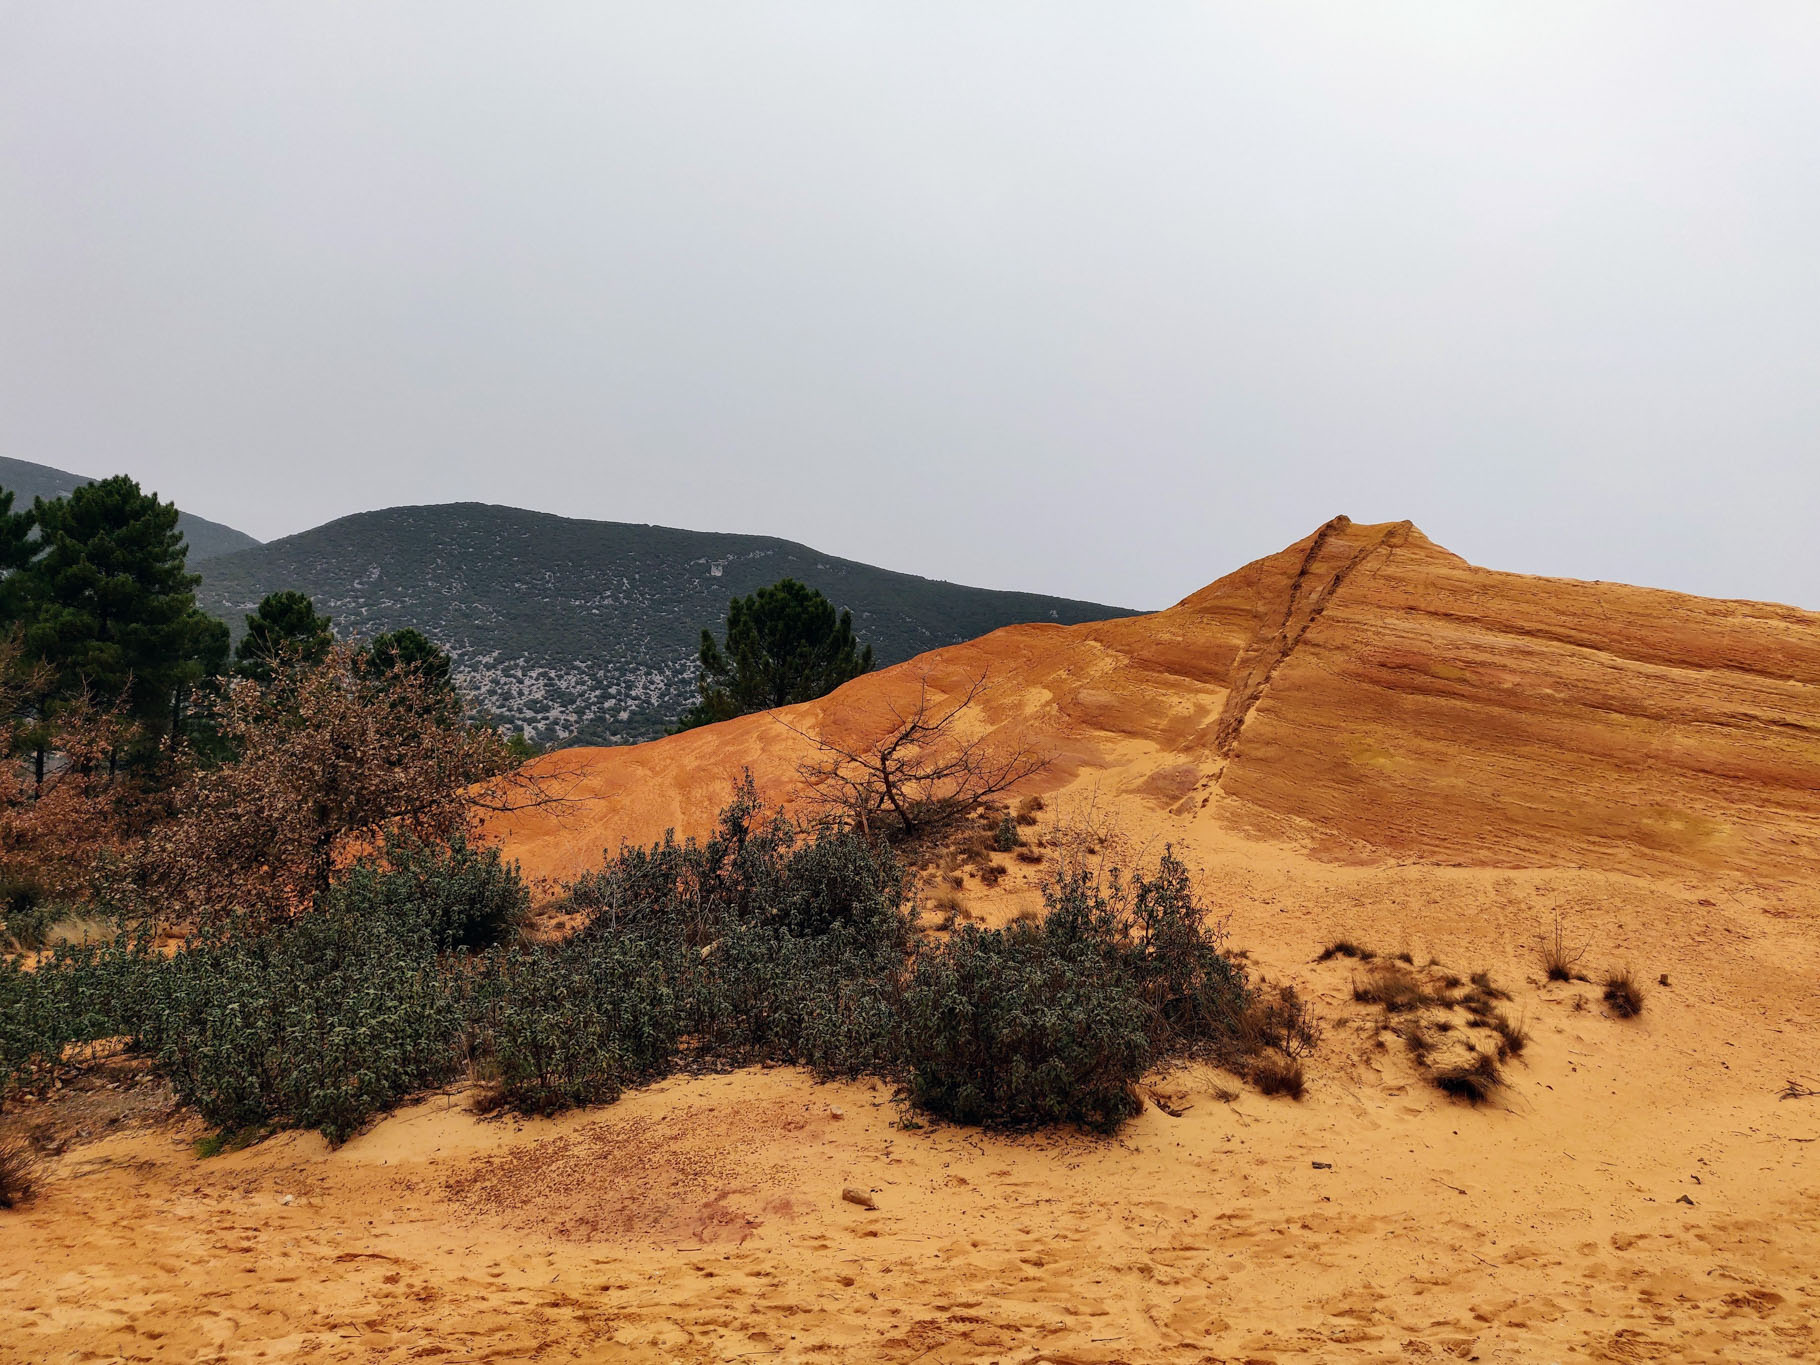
[{"left": 4, "top": 817, "right": 1816, "bottom": 1364}]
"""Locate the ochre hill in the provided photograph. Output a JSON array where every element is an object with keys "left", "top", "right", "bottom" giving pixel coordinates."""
[
  {"left": 496, "top": 516, "right": 1820, "bottom": 885},
  {"left": 16, "top": 517, "right": 1820, "bottom": 1363}
]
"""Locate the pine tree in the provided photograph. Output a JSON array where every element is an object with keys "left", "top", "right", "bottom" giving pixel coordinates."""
[
  {"left": 18, "top": 476, "right": 220, "bottom": 751},
  {"left": 361, "top": 627, "right": 458, "bottom": 722},
  {"left": 234, "top": 590, "right": 334, "bottom": 685},
  {"left": 677, "top": 579, "right": 874, "bottom": 731},
  {"left": 362, "top": 627, "right": 453, "bottom": 694},
  {"left": 0, "top": 488, "right": 36, "bottom": 624}
]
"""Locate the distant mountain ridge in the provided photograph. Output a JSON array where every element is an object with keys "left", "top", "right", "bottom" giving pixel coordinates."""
[
  {"left": 0, "top": 456, "right": 261, "bottom": 562},
  {"left": 195, "top": 503, "right": 1137, "bottom": 745}
]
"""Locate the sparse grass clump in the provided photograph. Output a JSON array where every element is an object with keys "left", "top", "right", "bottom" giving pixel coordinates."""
[
  {"left": 1342, "top": 959, "right": 1529, "bottom": 1104},
  {"left": 1240, "top": 983, "right": 1322, "bottom": 1060},
  {"left": 1401, "top": 1022, "right": 1505, "bottom": 1103},
  {"left": 1430, "top": 1050, "right": 1502, "bottom": 1104},
  {"left": 1602, "top": 968, "right": 1645, "bottom": 1019},
  {"left": 0, "top": 1133, "right": 35, "bottom": 1208},
  {"left": 928, "top": 890, "right": 968, "bottom": 930},
  {"left": 1490, "top": 1010, "right": 1529, "bottom": 1057},
  {"left": 1250, "top": 1052, "right": 1306, "bottom": 1099},
  {"left": 1470, "top": 971, "right": 1510, "bottom": 1001},
  {"left": 1540, "top": 914, "right": 1589, "bottom": 983},
  {"left": 1316, "top": 939, "right": 1375, "bottom": 963},
  {"left": 1352, "top": 962, "right": 1428, "bottom": 1012}
]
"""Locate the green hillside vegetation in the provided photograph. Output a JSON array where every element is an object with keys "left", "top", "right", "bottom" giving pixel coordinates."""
[
  {"left": 0, "top": 457, "right": 260, "bottom": 562},
  {"left": 196, "top": 503, "right": 1138, "bottom": 745}
]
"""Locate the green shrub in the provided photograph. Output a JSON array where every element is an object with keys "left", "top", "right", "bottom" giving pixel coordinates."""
[
  {"left": 1, "top": 929, "right": 150, "bottom": 1099},
  {"left": 899, "top": 850, "right": 1250, "bottom": 1130},
  {"left": 994, "top": 811, "right": 1019, "bottom": 852},
  {"left": 325, "top": 833, "right": 528, "bottom": 950},
  {"left": 137, "top": 912, "right": 465, "bottom": 1142},
  {"left": 472, "top": 934, "right": 684, "bottom": 1114},
  {"left": 902, "top": 919, "right": 1149, "bottom": 1130},
  {"left": 1042, "top": 852, "right": 1250, "bottom": 1054},
  {"left": 0, "top": 872, "right": 55, "bottom": 950}
]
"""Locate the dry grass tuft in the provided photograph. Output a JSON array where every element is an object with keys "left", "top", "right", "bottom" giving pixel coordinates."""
[
  {"left": 1351, "top": 962, "right": 1428, "bottom": 1012},
  {"left": 1489, "top": 1009, "right": 1530, "bottom": 1058},
  {"left": 1602, "top": 967, "right": 1645, "bottom": 1019},
  {"left": 1250, "top": 1052, "right": 1306, "bottom": 1100},
  {"left": 1239, "top": 983, "right": 1322, "bottom": 1060},
  {"left": 1429, "top": 1050, "right": 1503, "bottom": 1104},
  {"left": 0, "top": 1134, "right": 37, "bottom": 1209},
  {"left": 1470, "top": 970, "right": 1511, "bottom": 1001},
  {"left": 929, "top": 889, "right": 969, "bottom": 930},
  {"left": 1540, "top": 913, "right": 1590, "bottom": 983},
  {"left": 1317, "top": 939, "right": 1376, "bottom": 963}
]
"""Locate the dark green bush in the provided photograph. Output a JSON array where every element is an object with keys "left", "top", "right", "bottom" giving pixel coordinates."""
[
  {"left": 471, "top": 933, "right": 684, "bottom": 1114},
  {"left": 0, "top": 871, "right": 55, "bottom": 950},
  {"left": 571, "top": 775, "right": 905, "bottom": 944},
  {"left": 899, "top": 849, "right": 1250, "bottom": 1130},
  {"left": 993, "top": 811, "right": 1019, "bottom": 852},
  {"left": 325, "top": 833, "right": 528, "bottom": 950},
  {"left": 1042, "top": 851, "right": 1250, "bottom": 1054},
  {"left": 137, "top": 912, "right": 466, "bottom": 1143},
  {"left": 902, "top": 918, "right": 1149, "bottom": 1130}
]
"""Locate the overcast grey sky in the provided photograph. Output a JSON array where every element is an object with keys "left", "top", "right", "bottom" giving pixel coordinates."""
[{"left": 2, "top": 4, "right": 1816, "bottom": 610}]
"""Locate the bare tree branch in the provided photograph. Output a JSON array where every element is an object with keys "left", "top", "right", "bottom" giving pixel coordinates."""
[{"left": 781, "top": 671, "right": 1050, "bottom": 842}]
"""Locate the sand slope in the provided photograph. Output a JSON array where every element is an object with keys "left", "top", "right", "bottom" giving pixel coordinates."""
[
  {"left": 3, "top": 518, "right": 1818, "bottom": 1363},
  {"left": 495, "top": 516, "right": 1820, "bottom": 887}
]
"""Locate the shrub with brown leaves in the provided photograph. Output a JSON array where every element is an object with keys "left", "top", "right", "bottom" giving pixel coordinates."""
[{"left": 140, "top": 645, "right": 562, "bottom": 927}]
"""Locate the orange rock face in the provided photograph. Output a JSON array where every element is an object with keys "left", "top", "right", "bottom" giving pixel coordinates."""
[{"left": 494, "top": 517, "right": 1820, "bottom": 885}]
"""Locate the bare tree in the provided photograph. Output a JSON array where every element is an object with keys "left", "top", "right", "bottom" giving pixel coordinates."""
[{"left": 784, "top": 673, "right": 1049, "bottom": 842}]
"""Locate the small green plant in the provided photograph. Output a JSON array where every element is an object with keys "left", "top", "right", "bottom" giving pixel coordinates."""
[
  {"left": 994, "top": 811, "right": 1019, "bottom": 852},
  {"left": 193, "top": 1126, "right": 270, "bottom": 1159}
]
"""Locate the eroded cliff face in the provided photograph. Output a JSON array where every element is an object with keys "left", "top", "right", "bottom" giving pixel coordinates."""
[
  {"left": 496, "top": 517, "right": 1820, "bottom": 884},
  {"left": 1200, "top": 517, "right": 1820, "bottom": 873}
]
